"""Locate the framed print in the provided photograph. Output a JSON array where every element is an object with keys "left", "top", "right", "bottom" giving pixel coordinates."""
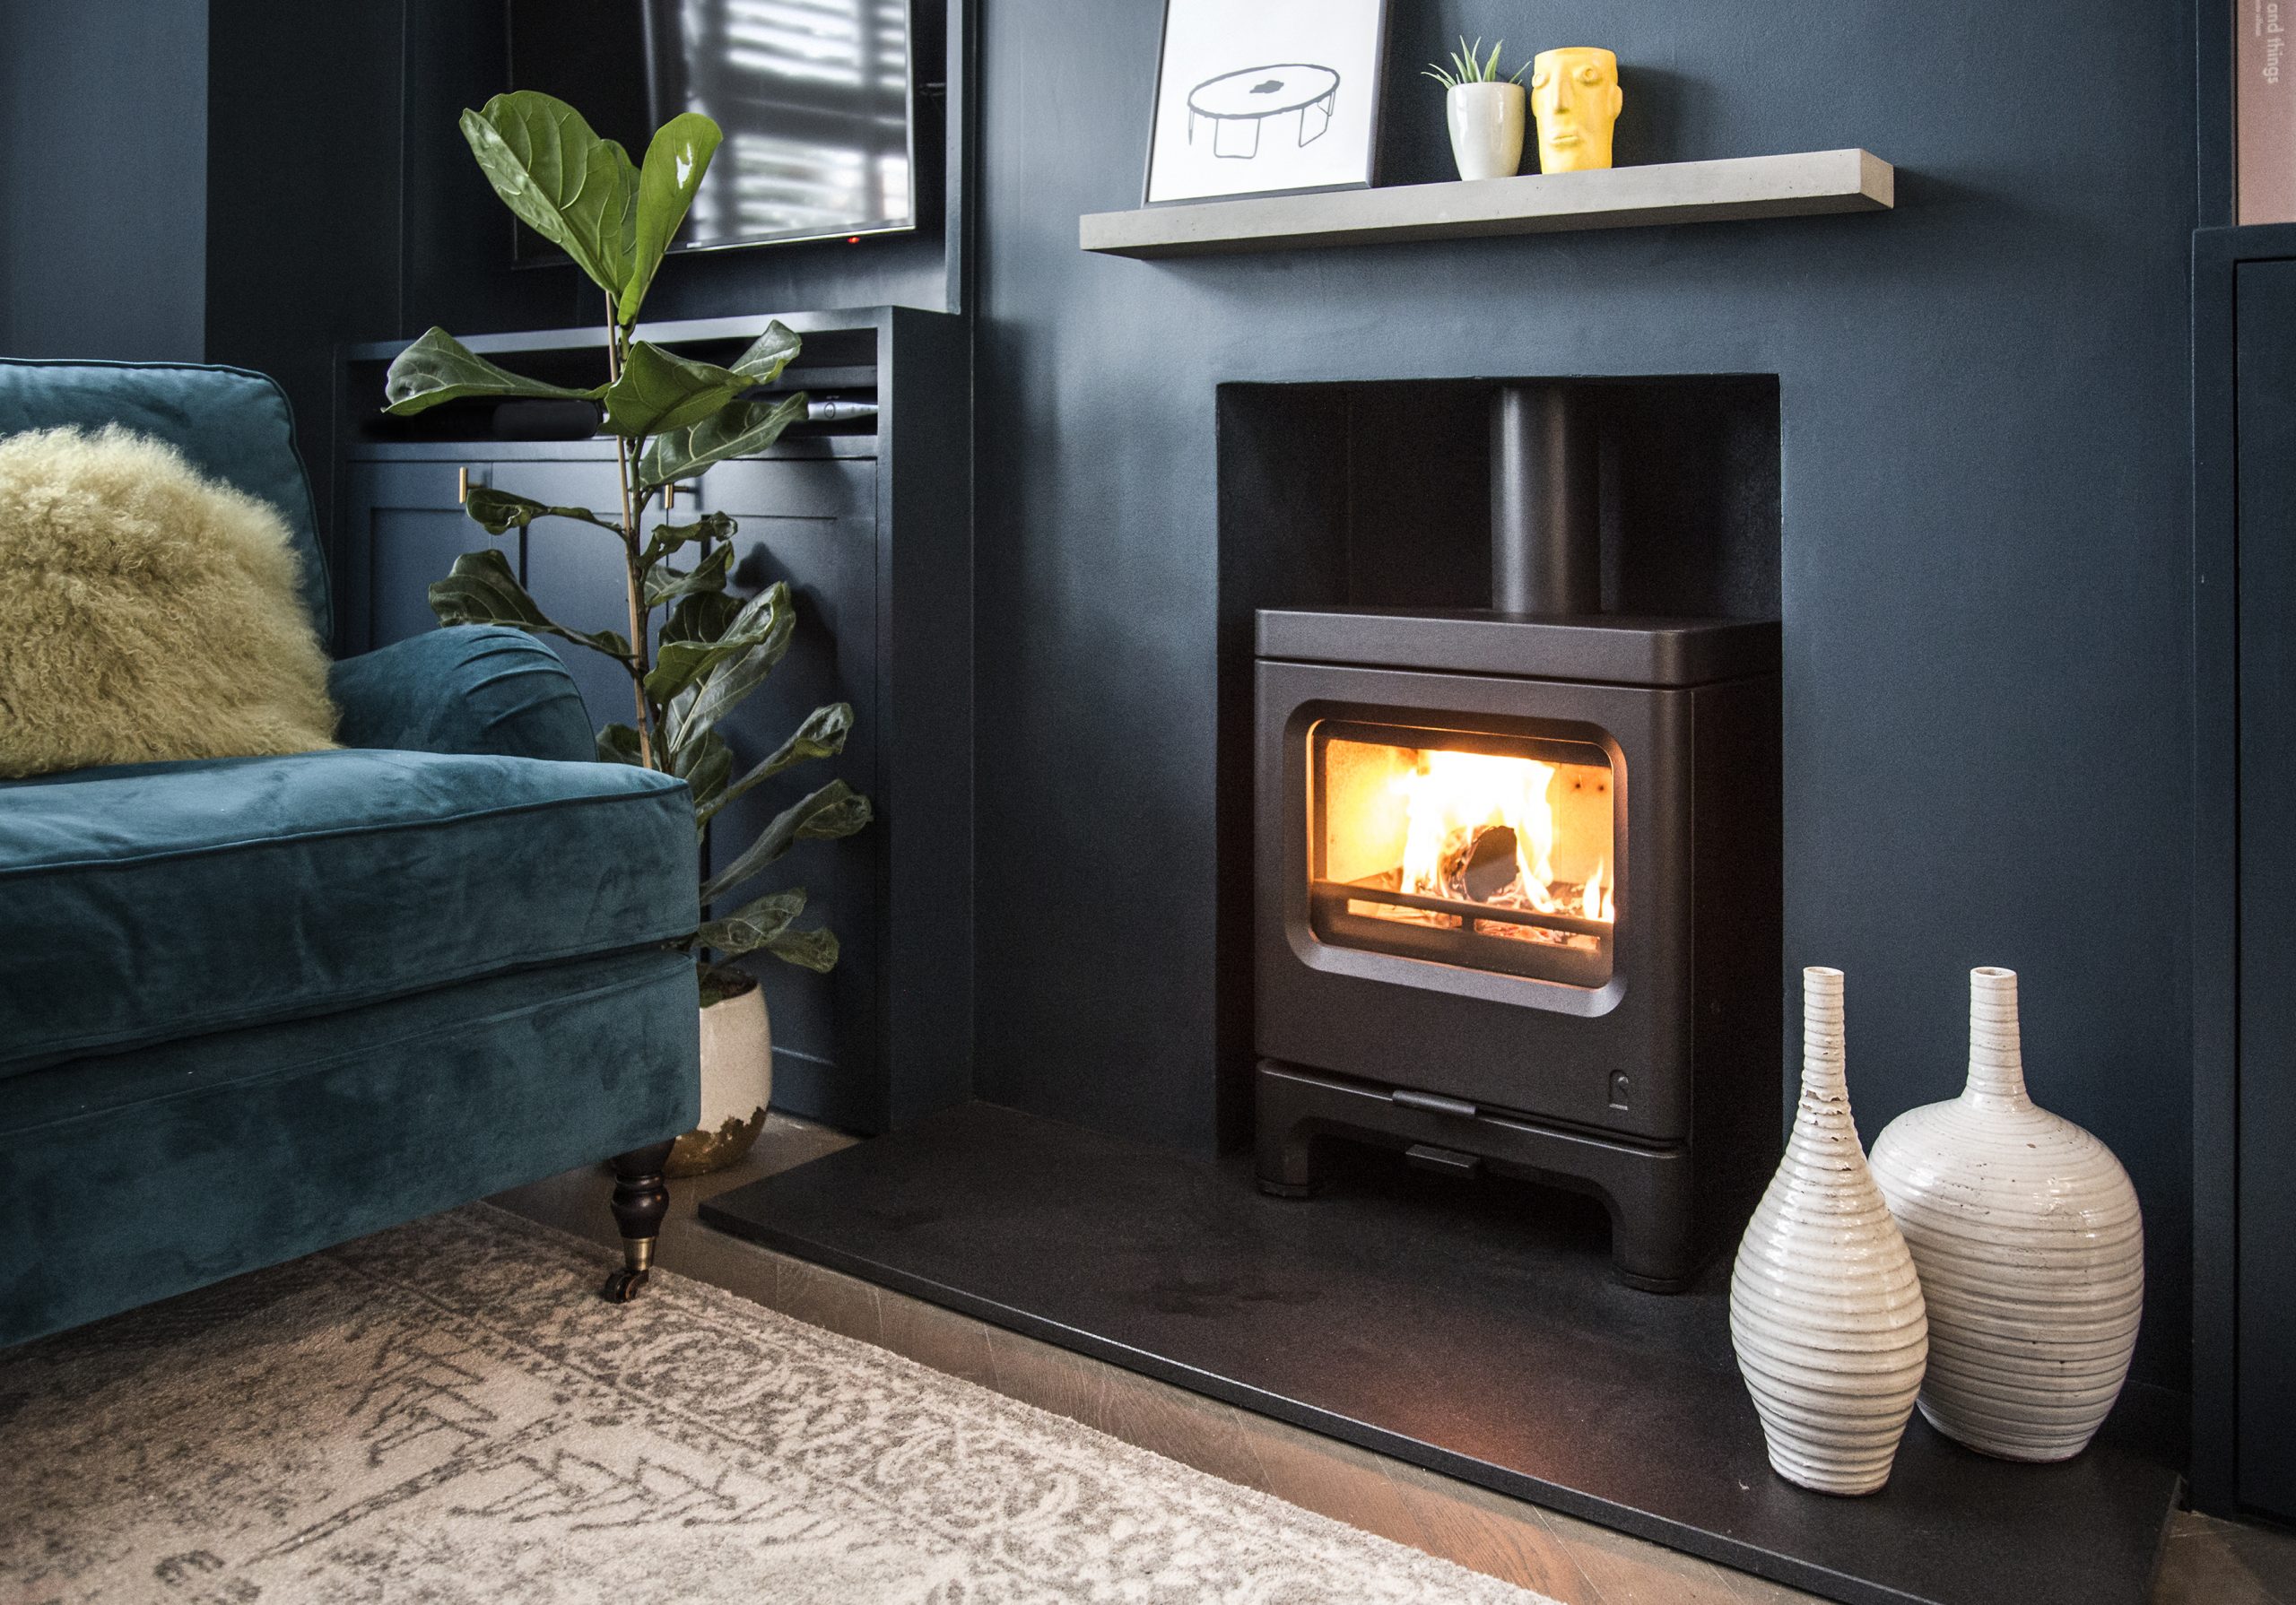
[{"left": 1144, "top": 0, "right": 1390, "bottom": 205}]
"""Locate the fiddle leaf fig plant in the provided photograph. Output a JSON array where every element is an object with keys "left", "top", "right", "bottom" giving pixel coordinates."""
[{"left": 383, "top": 91, "right": 869, "bottom": 988}]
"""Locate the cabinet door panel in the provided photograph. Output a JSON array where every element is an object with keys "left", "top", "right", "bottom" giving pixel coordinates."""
[
  {"left": 2237, "top": 257, "right": 2296, "bottom": 1523},
  {"left": 694, "top": 457, "right": 880, "bottom": 1127},
  {"left": 507, "top": 462, "right": 635, "bottom": 733},
  {"left": 341, "top": 462, "right": 508, "bottom": 656}
]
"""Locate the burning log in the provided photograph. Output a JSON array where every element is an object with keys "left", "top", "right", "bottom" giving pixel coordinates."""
[{"left": 1454, "top": 824, "right": 1520, "bottom": 903}]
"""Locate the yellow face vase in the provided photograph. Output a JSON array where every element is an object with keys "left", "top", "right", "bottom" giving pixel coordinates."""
[{"left": 1531, "top": 48, "right": 1622, "bottom": 172}]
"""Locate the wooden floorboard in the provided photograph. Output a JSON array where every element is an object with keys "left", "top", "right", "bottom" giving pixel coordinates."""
[
  {"left": 1384, "top": 1457, "right": 1612, "bottom": 1602},
  {"left": 1241, "top": 1414, "right": 1440, "bottom": 1554},
  {"left": 491, "top": 1115, "right": 2289, "bottom": 1605},
  {"left": 1097, "top": 1361, "right": 1275, "bottom": 1494},
  {"left": 875, "top": 1285, "right": 1000, "bottom": 1388}
]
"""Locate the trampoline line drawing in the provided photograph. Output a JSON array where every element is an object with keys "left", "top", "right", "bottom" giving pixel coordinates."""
[{"left": 1186, "top": 63, "right": 1341, "bottom": 160}]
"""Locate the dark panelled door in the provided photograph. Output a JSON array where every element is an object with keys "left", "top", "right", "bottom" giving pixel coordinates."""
[
  {"left": 690, "top": 455, "right": 881, "bottom": 1132},
  {"left": 2236, "top": 257, "right": 2296, "bottom": 1524}
]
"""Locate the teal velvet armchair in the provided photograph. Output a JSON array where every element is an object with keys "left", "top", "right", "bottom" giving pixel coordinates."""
[{"left": 0, "top": 360, "right": 702, "bottom": 1347}]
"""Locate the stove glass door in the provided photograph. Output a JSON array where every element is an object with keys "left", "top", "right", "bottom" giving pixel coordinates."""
[{"left": 1310, "top": 720, "right": 1616, "bottom": 985}]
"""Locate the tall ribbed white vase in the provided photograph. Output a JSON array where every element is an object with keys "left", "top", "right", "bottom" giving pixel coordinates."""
[
  {"left": 1730, "top": 967, "right": 1929, "bottom": 1495},
  {"left": 1868, "top": 967, "right": 2144, "bottom": 1462}
]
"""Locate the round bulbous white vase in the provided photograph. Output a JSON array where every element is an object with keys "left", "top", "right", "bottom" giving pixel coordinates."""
[
  {"left": 1730, "top": 967, "right": 1929, "bottom": 1496},
  {"left": 1447, "top": 82, "right": 1526, "bottom": 181},
  {"left": 1868, "top": 967, "right": 2144, "bottom": 1462}
]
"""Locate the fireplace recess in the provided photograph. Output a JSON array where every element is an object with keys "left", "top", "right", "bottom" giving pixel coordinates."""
[{"left": 1253, "top": 384, "right": 1781, "bottom": 1290}]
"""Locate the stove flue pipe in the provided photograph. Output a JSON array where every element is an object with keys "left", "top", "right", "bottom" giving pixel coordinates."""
[{"left": 1491, "top": 384, "right": 1600, "bottom": 616}]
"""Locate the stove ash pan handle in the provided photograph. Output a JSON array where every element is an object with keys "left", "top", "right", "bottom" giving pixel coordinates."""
[{"left": 1391, "top": 1088, "right": 1480, "bottom": 1120}]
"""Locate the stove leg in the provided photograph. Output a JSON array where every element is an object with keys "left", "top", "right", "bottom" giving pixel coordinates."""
[
  {"left": 1257, "top": 1112, "right": 1319, "bottom": 1196},
  {"left": 1604, "top": 1197, "right": 1697, "bottom": 1294},
  {"left": 1255, "top": 1059, "right": 1320, "bottom": 1198}
]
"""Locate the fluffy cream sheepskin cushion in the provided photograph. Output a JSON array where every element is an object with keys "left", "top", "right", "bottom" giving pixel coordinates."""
[{"left": 0, "top": 425, "right": 337, "bottom": 778}]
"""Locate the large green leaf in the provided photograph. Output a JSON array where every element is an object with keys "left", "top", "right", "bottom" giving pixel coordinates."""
[
  {"left": 696, "top": 888, "right": 804, "bottom": 959},
  {"left": 460, "top": 92, "right": 636, "bottom": 299},
  {"left": 596, "top": 724, "right": 646, "bottom": 766},
  {"left": 383, "top": 327, "right": 597, "bottom": 416},
  {"left": 700, "top": 780, "right": 874, "bottom": 904},
  {"left": 686, "top": 742, "right": 735, "bottom": 814},
  {"left": 647, "top": 581, "right": 792, "bottom": 712},
  {"left": 620, "top": 113, "right": 722, "bottom": 324},
  {"left": 727, "top": 322, "right": 802, "bottom": 384},
  {"left": 759, "top": 924, "right": 839, "bottom": 972},
  {"left": 643, "top": 541, "right": 733, "bottom": 610},
  {"left": 659, "top": 588, "right": 740, "bottom": 649},
  {"left": 600, "top": 342, "right": 747, "bottom": 439},
  {"left": 464, "top": 485, "right": 615, "bottom": 536},
  {"left": 665, "top": 607, "right": 798, "bottom": 754},
  {"left": 639, "top": 393, "right": 808, "bottom": 487},
  {"left": 696, "top": 889, "right": 839, "bottom": 971},
  {"left": 668, "top": 721, "right": 725, "bottom": 777},
  {"left": 670, "top": 725, "right": 735, "bottom": 818},
  {"left": 639, "top": 511, "right": 736, "bottom": 570},
  {"left": 695, "top": 702, "right": 854, "bottom": 827},
  {"left": 428, "top": 549, "right": 632, "bottom": 662}
]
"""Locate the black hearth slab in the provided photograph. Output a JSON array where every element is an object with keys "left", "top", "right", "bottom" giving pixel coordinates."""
[
  {"left": 700, "top": 1102, "right": 2183, "bottom": 1605},
  {"left": 1255, "top": 605, "right": 1781, "bottom": 685}
]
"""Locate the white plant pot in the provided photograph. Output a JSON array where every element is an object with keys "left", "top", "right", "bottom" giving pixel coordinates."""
[
  {"left": 1868, "top": 967, "right": 2144, "bottom": 1462},
  {"left": 667, "top": 982, "right": 771, "bottom": 1179},
  {"left": 1730, "top": 967, "right": 1929, "bottom": 1496},
  {"left": 1446, "top": 82, "right": 1526, "bottom": 182}
]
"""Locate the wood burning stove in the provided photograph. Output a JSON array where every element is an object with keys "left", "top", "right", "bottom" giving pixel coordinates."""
[{"left": 1253, "top": 385, "right": 1781, "bottom": 1290}]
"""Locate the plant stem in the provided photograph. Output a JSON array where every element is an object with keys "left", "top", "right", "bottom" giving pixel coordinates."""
[{"left": 604, "top": 294, "right": 657, "bottom": 771}]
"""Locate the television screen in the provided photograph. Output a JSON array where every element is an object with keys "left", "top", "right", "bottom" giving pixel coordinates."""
[{"left": 508, "top": 0, "right": 916, "bottom": 257}]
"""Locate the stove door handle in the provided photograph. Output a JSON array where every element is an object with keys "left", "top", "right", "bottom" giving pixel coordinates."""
[{"left": 1390, "top": 1089, "right": 1479, "bottom": 1120}]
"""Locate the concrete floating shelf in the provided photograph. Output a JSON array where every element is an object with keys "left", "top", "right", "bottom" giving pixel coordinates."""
[{"left": 1080, "top": 149, "right": 1893, "bottom": 259}]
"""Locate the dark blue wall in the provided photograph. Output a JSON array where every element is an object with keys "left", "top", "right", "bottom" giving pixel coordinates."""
[
  {"left": 970, "top": 0, "right": 2198, "bottom": 1384},
  {"left": 1, "top": 0, "right": 208, "bottom": 360}
]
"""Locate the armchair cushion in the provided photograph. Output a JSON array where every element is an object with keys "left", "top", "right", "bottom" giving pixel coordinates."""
[
  {"left": 330, "top": 628, "right": 595, "bottom": 761},
  {"left": 0, "top": 749, "right": 696, "bottom": 1077}
]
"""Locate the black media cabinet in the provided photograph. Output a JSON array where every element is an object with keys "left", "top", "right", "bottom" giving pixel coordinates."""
[{"left": 334, "top": 308, "right": 972, "bottom": 1135}]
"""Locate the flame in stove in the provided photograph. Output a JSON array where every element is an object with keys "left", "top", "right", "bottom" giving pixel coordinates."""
[
  {"left": 1387, "top": 749, "right": 1611, "bottom": 924},
  {"left": 1587, "top": 856, "right": 1614, "bottom": 923},
  {"left": 1395, "top": 750, "right": 1557, "bottom": 907}
]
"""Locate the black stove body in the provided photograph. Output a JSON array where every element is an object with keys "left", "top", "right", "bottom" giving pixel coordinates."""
[{"left": 1250, "top": 386, "right": 1781, "bottom": 1290}]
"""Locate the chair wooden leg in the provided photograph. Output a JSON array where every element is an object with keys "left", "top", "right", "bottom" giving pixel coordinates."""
[{"left": 601, "top": 1139, "right": 675, "bottom": 1303}]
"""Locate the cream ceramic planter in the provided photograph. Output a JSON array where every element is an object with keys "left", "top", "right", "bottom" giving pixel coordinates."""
[
  {"left": 1868, "top": 967, "right": 2143, "bottom": 1462},
  {"left": 1730, "top": 967, "right": 1929, "bottom": 1496},
  {"left": 1446, "top": 82, "right": 1526, "bottom": 181},
  {"left": 667, "top": 982, "right": 771, "bottom": 1179}
]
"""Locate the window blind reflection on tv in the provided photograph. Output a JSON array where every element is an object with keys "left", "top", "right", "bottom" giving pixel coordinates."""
[{"left": 508, "top": 0, "right": 917, "bottom": 257}]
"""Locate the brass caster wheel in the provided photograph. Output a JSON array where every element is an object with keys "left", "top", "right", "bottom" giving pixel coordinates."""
[{"left": 600, "top": 1265, "right": 652, "bottom": 1304}]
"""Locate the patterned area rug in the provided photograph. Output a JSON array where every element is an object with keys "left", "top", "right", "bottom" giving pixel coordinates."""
[{"left": 0, "top": 1205, "right": 1547, "bottom": 1604}]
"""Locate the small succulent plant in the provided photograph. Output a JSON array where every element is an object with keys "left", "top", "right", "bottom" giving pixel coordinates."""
[{"left": 1423, "top": 37, "right": 1526, "bottom": 90}]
